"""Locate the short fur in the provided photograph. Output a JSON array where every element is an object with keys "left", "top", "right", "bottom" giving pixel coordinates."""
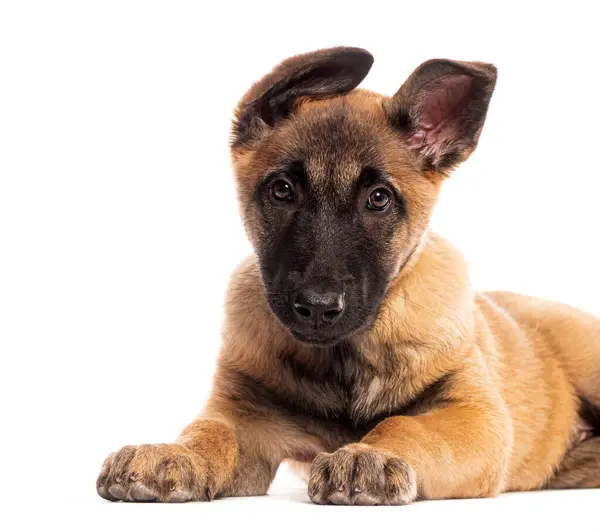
[{"left": 97, "top": 47, "right": 600, "bottom": 505}]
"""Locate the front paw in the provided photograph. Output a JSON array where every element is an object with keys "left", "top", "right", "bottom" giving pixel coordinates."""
[
  {"left": 96, "top": 443, "right": 214, "bottom": 502},
  {"left": 308, "top": 443, "right": 417, "bottom": 505}
]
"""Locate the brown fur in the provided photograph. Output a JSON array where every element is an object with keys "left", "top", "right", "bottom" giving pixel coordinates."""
[{"left": 97, "top": 48, "right": 600, "bottom": 504}]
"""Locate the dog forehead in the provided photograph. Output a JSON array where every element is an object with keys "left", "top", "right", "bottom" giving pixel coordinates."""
[
  {"left": 233, "top": 91, "right": 416, "bottom": 202},
  {"left": 287, "top": 99, "right": 388, "bottom": 192}
]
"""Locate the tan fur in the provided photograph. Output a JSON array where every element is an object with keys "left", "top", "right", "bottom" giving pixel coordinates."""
[{"left": 97, "top": 48, "right": 600, "bottom": 504}]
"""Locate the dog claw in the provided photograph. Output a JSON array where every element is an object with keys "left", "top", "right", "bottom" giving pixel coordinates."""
[{"left": 108, "top": 484, "right": 128, "bottom": 500}]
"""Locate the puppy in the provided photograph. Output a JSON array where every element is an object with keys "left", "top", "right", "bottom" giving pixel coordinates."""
[{"left": 97, "top": 47, "right": 600, "bottom": 504}]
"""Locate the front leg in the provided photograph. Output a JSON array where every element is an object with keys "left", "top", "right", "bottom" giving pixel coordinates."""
[
  {"left": 96, "top": 390, "right": 282, "bottom": 502},
  {"left": 96, "top": 415, "right": 278, "bottom": 502},
  {"left": 308, "top": 369, "right": 511, "bottom": 505},
  {"left": 96, "top": 359, "right": 326, "bottom": 503}
]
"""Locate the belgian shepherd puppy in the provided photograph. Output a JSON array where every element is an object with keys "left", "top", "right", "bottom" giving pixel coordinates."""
[{"left": 97, "top": 47, "right": 600, "bottom": 505}]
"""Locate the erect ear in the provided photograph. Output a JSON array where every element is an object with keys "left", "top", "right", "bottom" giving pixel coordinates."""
[
  {"left": 385, "top": 59, "right": 497, "bottom": 173},
  {"left": 231, "top": 47, "right": 374, "bottom": 148}
]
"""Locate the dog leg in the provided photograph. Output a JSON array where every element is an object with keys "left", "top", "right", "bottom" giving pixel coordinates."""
[
  {"left": 546, "top": 437, "right": 600, "bottom": 489},
  {"left": 96, "top": 415, "right": 282, "bottom": 502},
  {"left": 97, "top": 417, "right": 258, "bottom": 502},
  {"left": 308, "top": 364, "right": 512, "bottom": 504}
]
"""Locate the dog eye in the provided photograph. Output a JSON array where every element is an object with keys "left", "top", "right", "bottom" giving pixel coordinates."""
[
  {"left": 366, "top": 188, "right": 391, "bottom": 211},
  {"left": 271, "top": 180, "right": 294, "bottom": 202}
]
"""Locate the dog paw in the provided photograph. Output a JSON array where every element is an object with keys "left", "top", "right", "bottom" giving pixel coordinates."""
[
  {"left": 96, "top": 443, "right": 215, "bottom": 502},
  {"left": 308, "top": 443, "right": 417, "bottom": 505}
]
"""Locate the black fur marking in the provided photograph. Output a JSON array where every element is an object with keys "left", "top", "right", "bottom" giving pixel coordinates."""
[
  {"left": 427, "top": 149, "right": 464, "bottom": 171},
  {"left": 388, "top": 107, "right": 413, "bottom": 131},
  {"left": 281, "top": 344, "right": 360, "bottom": 387},
  {"left": 579, "top": 397, "right": 600, "bottom": 437},
  {"left": 226, "top": 349, "right": 455, "bottom": 439},
  {"left": 225, "top": 362, "right": 364, "bottom": 437},
  {"left": 399, "top": 373, "right": 455, "bottom": 416},
  {"left": 231, "top": 48, "right": 374, "bottom": 148}
]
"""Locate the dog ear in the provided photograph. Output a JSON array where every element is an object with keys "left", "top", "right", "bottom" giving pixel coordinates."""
[
  {"left": 231, "top": 47, "right": 374, "bottom": 148},
  {"left": 386, "top": 59, "right": 497, "bottom": 173}
]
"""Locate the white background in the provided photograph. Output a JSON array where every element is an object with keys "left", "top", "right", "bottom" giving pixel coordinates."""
[{"left": 1, "top": 1, "right": 599, "bottom": 530}]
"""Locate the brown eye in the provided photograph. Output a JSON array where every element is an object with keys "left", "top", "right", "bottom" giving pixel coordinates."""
[
  {"left": 271, "top": 180, "right": 294, "bottom": 202},
  {"left": 367, "top": 188, "right": 391, "bottom": 211}
]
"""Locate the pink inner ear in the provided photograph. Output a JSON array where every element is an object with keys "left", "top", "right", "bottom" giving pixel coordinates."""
[{"left": 408, "top": 75, "right": 473, "bottom": 161}]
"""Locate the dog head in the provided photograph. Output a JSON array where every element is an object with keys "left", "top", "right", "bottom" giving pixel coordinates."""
[{"left": 230, "top": 47, "right": 496, "bottom": 346}]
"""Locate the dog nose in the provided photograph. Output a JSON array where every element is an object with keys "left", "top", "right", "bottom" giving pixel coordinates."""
[{"left": 292, "top": 288, "right": 345, "bottom": 325}]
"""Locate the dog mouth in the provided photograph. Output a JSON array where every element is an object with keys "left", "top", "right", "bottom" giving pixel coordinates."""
[
  {"left": 289, "top": 329, "right": 347, "bottom": 347},
  {"left": 288, "top": 319, "right": 373, "bottom": 346}
]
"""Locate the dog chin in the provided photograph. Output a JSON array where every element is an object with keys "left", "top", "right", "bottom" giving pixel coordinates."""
[
  {"left": 289, "top": 329, "right": 348, "bottom": 347},
  {"left": 288, "top": 323, "right": 373, "bottom": 347}
]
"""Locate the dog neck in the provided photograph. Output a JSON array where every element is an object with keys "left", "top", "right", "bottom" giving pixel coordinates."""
[{"left": 351, "top": 230, "right": 476, "bottom": 368}]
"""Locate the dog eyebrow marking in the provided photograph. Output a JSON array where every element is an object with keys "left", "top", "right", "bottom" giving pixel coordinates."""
[
  {"left": 270, "top": 159, "right": 309, "bottom": 189},
  {"left": 357, "top": 166, "right": 385, "bottom": 188}
]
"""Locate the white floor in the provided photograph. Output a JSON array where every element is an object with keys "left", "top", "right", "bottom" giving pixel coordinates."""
[{"left": 9, "top": 468, "right": 598, "bottom": 532}]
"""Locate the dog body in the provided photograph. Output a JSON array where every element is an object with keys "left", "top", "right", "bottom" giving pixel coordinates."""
[{"left": 97, "top": 48, "right": 600, "bottom": 504}]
